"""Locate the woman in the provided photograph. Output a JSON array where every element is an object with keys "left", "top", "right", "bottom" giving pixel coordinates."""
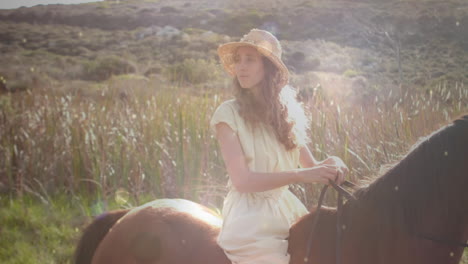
[{"left": 211, "top": 29, "right": 348, "bottom": 264}]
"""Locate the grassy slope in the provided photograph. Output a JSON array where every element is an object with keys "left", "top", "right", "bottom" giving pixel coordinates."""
[
  {"left": 0, "top": 195, "right": 81, "bottom": 264},
  {"left": 0, "top": 194, "right": 142, "bottom": 264},
  {"left": 0, "top": 0, "right": 466, "bottom": 90}
]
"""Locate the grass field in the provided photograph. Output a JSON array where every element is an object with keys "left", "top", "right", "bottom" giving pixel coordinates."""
[{"left": 0, "top": 75, "right": 467, "bottom": 262}]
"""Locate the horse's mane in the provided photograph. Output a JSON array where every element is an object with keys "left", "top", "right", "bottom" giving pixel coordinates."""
[{"left": 352, "top": 114, "right": 468, "bottom": 233}]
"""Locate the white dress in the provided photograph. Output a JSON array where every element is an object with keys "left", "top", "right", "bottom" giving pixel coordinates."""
[{"left": 210, "top": 99, "right": 308, "bottom": 264}]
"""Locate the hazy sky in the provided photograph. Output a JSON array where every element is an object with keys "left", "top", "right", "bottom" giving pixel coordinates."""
[{"left": 0, "top": 0, "right": 103, "bottom": 9}]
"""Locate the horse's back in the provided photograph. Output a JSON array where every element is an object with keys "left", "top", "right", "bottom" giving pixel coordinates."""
[
  {"left": 129, "top": 198, "right": 222, "bottom": 228},
  {"left": 91, "top": 198, "right": 229, "bottom": 264}
]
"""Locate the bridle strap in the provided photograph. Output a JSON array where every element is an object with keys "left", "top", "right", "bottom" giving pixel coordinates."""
[
  {"left": 329, "top": 180, "right": 356, "bottom": 201},
  {"left": 304, "top": 184, "right": 329, "bottom": 264},
  {"left": 335, "top": 189, "right": 343, "bottom": 264},
  {"left": 305, "top": 180, "right": 356, "bottom": 264}
]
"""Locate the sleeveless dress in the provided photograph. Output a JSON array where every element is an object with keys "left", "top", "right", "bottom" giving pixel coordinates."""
[{"left": 210, "top": 99, "right": 308, "bottom": 264}]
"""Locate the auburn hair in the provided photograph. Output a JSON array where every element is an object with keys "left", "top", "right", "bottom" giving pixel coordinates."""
[{"left": 233, "top": 57, "right": 309, "bottom": 151}]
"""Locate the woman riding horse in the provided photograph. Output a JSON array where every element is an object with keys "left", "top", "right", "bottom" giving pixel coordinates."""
[{"left": 75, "top": 115, "right": 468, "bottom": 264}]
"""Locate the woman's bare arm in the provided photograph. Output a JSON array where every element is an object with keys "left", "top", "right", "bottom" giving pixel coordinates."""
[{"left": 215, "top": 122, "right": 340, "bottom": 193}]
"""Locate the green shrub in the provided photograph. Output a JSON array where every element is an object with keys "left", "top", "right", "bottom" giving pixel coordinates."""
[
  {"left": 343, "top": 69, "right": 363, "bottom": 78},
  {"left": 224, "top": 11, "right": 266, "bottom": 36},
  {"left": 165, "top": 58, "right": 218, "bottom": 84},
  {"left": 82, "top": 55, "right": 136, "bottom": 81},
  {"left": 144, "top": 64, "right": 163, "bottom": 76}
]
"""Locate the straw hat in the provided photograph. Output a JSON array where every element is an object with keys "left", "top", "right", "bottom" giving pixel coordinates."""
[{"left": 217, "top": 29, "right": 289, "bottom": 88}]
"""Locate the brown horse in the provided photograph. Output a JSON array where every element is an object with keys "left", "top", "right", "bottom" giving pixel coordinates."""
[{"left": 75, "top": 115, "right": 468, "bottom": 264}]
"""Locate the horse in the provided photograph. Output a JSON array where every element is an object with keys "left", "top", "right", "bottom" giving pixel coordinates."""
[{"left": 74, "top": 115, "right": 468, "bottom": 264}]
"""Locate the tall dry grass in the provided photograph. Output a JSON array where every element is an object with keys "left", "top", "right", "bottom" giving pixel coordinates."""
[
  {"left": 0, "top": 78, "right": 466, "bottom": 210},
  {"left": 299, "top": 81, "right": 467, "bottom": 204},
  {"left": 0, "top": 79, "right": 227, "bottom": 208}
]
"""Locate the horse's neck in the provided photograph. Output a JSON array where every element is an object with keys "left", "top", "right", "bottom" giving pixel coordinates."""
[
  {"left": 346, "top": 192, "right": 468, "bottom": 251},
  {"left": 417, "top": 212, "right": 468, "bottom": 241}
]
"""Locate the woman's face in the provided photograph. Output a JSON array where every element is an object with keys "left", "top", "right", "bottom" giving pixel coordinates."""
[{"left": 233, "top": 46, "right": 265, "bottom": 89}]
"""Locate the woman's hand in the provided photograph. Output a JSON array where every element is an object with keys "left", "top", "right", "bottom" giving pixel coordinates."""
[
  {"left": 320, "top": 156, "right": 348, "bottom": 185},
  {"left": 298, "top": 164, "right": 345, "bottom": 185},
  {"left": 298, "top": 146, "right": 348, "bottom": 185}
]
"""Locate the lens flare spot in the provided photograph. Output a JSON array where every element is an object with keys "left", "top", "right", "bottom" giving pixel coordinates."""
[{"left": 115, "top": 188, "right": 130, "bottom": 206}]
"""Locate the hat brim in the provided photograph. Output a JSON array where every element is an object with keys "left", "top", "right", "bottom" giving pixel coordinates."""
[{"left": 217, "top": 42, "right": 289, "bottom": 88}]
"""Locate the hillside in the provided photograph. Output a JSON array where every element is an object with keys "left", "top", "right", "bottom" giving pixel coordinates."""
[{"left": 0, "top": 0, "right": 466, "bottom": 103}]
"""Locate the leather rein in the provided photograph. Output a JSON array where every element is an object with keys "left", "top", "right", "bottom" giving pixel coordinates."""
[
  {"left": 304, "top": 180, "right": 468, "bottom": 264},
  {"left": 304, "top": 180, "right": 356, "bottom": 264}
]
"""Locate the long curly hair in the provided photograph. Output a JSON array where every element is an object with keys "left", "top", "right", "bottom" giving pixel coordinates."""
[{"left": 233, "top": 57, "right": 309, "bottom": 151}]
